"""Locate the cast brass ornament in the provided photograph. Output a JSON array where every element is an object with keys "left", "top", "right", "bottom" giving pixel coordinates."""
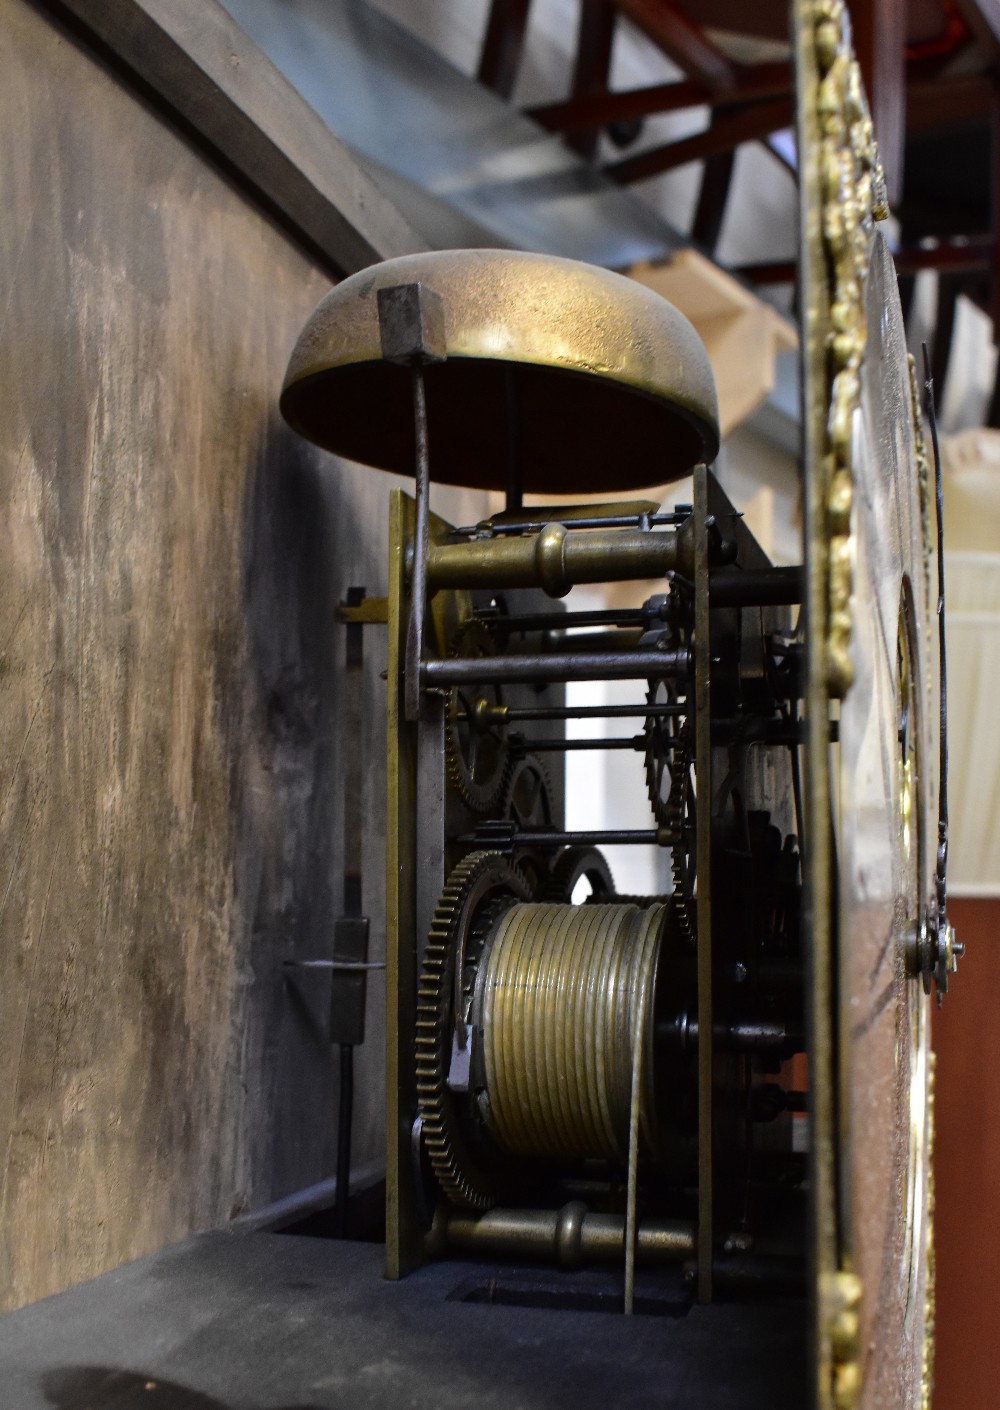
[{"left": 812, "top": 0, "right": 888, "bottom": 696}]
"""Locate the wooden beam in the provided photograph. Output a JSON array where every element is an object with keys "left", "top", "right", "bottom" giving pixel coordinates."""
[
  {"left": 952, "top": 0, "right": 1000, "bottom": 54},
  {"left": 736, "top": 238, "right": 995, "bottom": 286},
  {"left": 530, "top": 63, "right": 988, "bottom": 145},
  {"left": 531, "top": 77, "right": 710, "bottom": 133},
  {"left": 567, "top": 0, "right": 617, "bottom": 160},
  {"left": 38, "top": 0, "right": 421, "bottom": 275},
  {"left": 478, "top": 0, "right": 532, "bottom": 100},
  {"left": 527, "top": 61, "right": 791, "bottom": 134},
  {"left": 605, "top": 96, "right": 793, "bottom": 184},
  {"left": 613, "top": 0, "right": 735, "bottom": 92},
  {"left": 846, "top": 0, "right": 906, "bottom": 204},
  {"left": 691, "top": 143, "right": 736, "bottom": 254}
]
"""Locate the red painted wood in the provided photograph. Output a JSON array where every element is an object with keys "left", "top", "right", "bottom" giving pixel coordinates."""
[{"left": 931, "top": 897, "right": 1000, "bottom": 1410}]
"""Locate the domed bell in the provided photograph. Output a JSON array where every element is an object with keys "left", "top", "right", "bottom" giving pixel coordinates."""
[{"left": 280, "top": 249, "right": 720, "bottom": 495}]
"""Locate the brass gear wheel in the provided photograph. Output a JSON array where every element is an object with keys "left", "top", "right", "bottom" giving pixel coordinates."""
[
  {"left": 667, "top": 719, "right": 696, "bottom": 943},
  {"left": 644, "top": 675, "right": 685, "bottom": 827},
  {"left": 503, "top": 752, "right": 554, "bottom": 829},
  {"left": 503, "top": 754, "right": 556, "bottom": 896},
  {"left": 415, "top": 850, "right": 531, "bottom": 1210},
  {"left": 645, "top": 679, "right": 696, "bottom": 943},
  {"left": 543, "top": 845, "right": 615, "bottom": 902},
  {"left": 445, "top": 621, "right": 511, "bottom": 813}
]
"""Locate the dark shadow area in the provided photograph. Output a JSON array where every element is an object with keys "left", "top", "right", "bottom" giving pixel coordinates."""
[
  {"left": 42, "top": 1367, "right": 323, "bottom": 1410},
  {"left": 447, "top": 1267, "right": 692, "bottom": 1319},
  {"left": 274, "top": 1175, "right": 385, "bottom": 1242}
]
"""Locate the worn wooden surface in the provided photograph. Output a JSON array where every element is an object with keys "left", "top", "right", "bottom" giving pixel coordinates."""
[
  {"left": 0, "top": 0, "right": 482, "bottom": 1312},
  {"left": 37, "top": 0, "right": 422, "bottom": 277}
]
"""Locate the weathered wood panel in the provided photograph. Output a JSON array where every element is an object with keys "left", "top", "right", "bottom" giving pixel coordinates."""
[
  {"left": 0, "top": 0, "right": 481, "bottom": 1311},
  {"left": 35, "top": 0, "right": 423, "bottom": 276}
]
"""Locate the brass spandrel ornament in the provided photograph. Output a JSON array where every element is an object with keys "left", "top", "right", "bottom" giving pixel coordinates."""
[{"left": 812, "top": 0, "right": 889, "bottom": 696}]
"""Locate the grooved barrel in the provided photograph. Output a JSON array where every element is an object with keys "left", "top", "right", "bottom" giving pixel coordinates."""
[{"left": 476, "top": 902, "right": 665, "bottom": 1161}]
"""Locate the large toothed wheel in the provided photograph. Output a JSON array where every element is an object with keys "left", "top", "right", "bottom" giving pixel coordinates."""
[
  {"left": 415, "top": 851, "right": 531, "bottom": 1210},
  {"left": 543, "top": 845, "right": 615, "bottom": 903},
  {"left": 645, "top": 679, "right": 696, "bottom": 943}
]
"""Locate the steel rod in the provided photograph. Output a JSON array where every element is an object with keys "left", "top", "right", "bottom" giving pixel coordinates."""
[
  {"left": 514, "top": 736, "right": 646, "bottom": 752},
  {"left": 335, "top": 1044, "right": 354, "bottom": 1238},
  {"left": 709, "top": 565, "right": 804, "bottom": 606},
  {"left": 424, "top": 649, "right": 689, "bottom": 686},
  {"left": 656, "top": 1016, "right": 804, "bottom": 1054},
  {"left": 284, "top": 959, "right": 386, "bottom": 972},
  {"left": 476, "top": 607, "right": 659, "bottom": 631},
  {"left": 458, "top": 701, "right": 687, "bottom": 723},
  {"left": 458, "top": 827, "right": 672, "bottom": 848},
  {"left": 535, "top": 628, "right": 644, "bottom": 654},
  {"left": 455, "top": 510, "right": 689, "bottom": 535}
]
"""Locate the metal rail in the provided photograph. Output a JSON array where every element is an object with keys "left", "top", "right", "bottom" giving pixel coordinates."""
[{"left": 423, "top": 649, "right": 689, "bottom": 686}]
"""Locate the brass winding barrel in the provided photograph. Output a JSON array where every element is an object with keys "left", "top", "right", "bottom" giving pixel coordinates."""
[{"left": 475, "top": 901, "right": 665, "bottom": 1162}]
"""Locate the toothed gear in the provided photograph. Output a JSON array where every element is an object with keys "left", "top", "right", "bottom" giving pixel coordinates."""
[
  {"left": 445, "top": 620, "right": 511, "bottom": 813},
  {"left": 416, "top": 850, "right": 531, "bottom": 1210},
  {"left": 667, "top": 720, "right": 696, "bottom": 944},
  {"left": 500, "top": 753, "right": 556, "bottom": 895},
  {"left": 543, "top": 846, "right": 615, "bottom": 902},
  {"left": 645, "top": 679, "right": 696, "bottom": 944},
  {"left": 644, "top": 675, "right": 684, "bottom": 827},
  {"left": 503, "top": 753, "right": 554, "bottom": 829}
]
